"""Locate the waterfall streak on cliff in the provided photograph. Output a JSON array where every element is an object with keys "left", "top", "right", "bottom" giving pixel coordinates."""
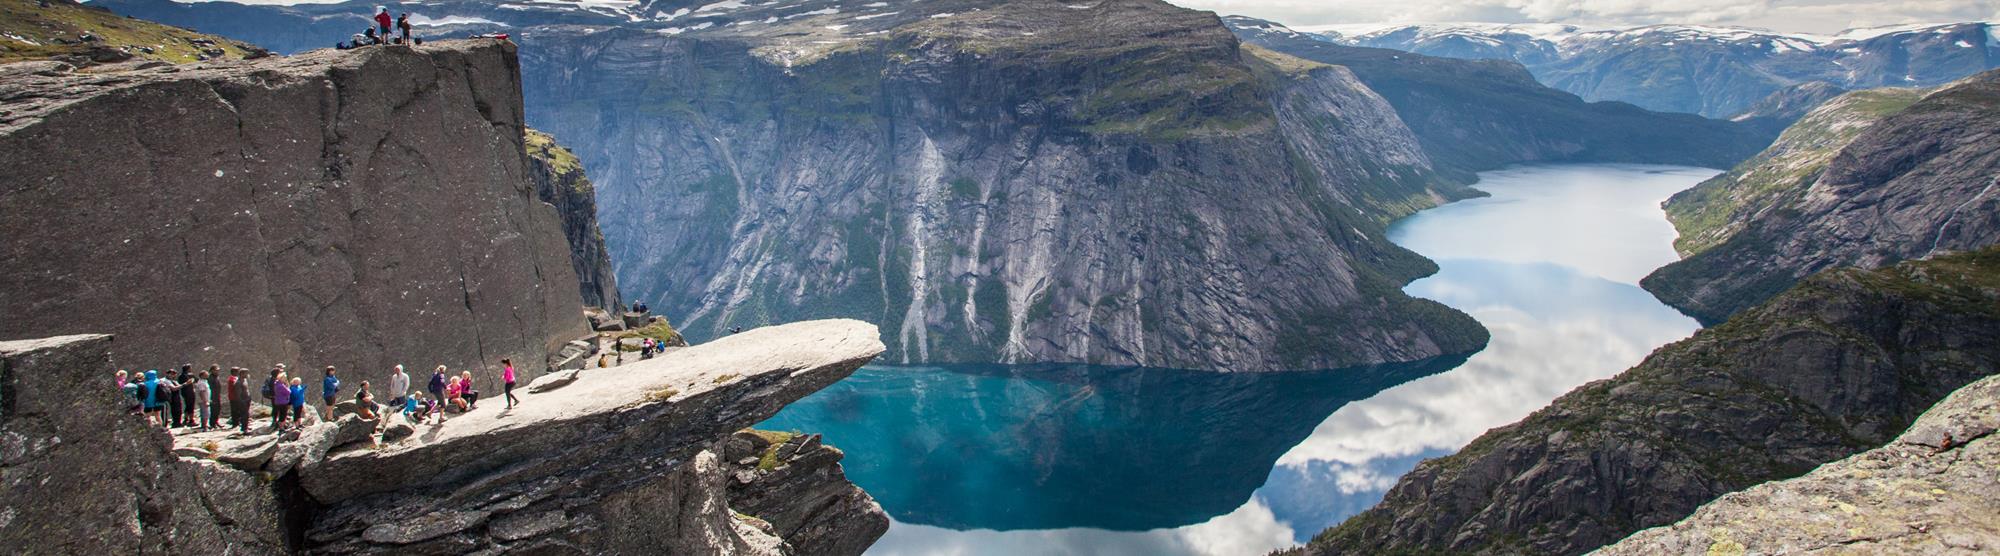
[
  {"left": 1928, "top": 176, "right": 1997, "bottom": 257},
  {"left": 897, "top": 136, "right": 944, "bottom": 363}
]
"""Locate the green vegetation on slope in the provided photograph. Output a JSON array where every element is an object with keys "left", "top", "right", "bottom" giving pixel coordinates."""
[
  {"left": 524, "top": 128, "right": 586, "bottom": 182},
  {"left": 0, "top": 0, "right": 261, "bottom": 65},
  {"left": 1663, "top": 87, "right": 1927, "bottom": 256}
]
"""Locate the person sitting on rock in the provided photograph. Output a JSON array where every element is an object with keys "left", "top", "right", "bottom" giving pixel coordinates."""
[
  {"left": 354, "top": 381, "right": 379, "bottom": 422},
  {"left": 459, "top": 371, "right": 479, "bottom": 410},
  {"left": 288, "top": 377, "right": 307, "bottom": 428},
  {"left": 445, "top": 376, "right": 469, "bottom": 414}
]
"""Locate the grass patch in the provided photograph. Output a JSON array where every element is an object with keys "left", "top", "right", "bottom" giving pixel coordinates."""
[
  {"left": 642, "top": 386, "right": 680, "bottom": 404},
  {"left": 712, "top": 373, "right": 740, "bottom": 384},
  {"left": 743, "top": 429, "right": 800, "bottom": 471},
  {"left": 615, "top": 318, "right": 681, "bottom": 350},
  {"left": 0, "top": 0, "right": 262, "bottom": 65}
]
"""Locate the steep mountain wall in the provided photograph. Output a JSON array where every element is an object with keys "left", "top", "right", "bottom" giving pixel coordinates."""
[
  {"left": 1644, "top": 70, "right": 2000, "bottom": 323},
  {"left": 1290, "top": 247, "right": 2000, "bottom": 555},
  {"left": 515, "top": 0, "right": 1488, "bottom": 372},
  {"left": 1228, "top": 18, "right": 1774, "bottom": 179},
  {"left": 0, "top": 41, "right": 589, "bottom": 374},
  {"left": 526, "top": 128, "right": 622, "bottom": 311}
]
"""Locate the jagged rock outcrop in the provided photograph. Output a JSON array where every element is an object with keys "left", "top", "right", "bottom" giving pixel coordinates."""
[
  {"left": 0, "top": 334, "right": 287, "bottom": 553},
  {"left": 1644, "top": 70, "right": 2000, "bottom": 323},
  {"left": 1599, "top": 373, "right": 2000, "bottom": 554},
  {"left": 724, "top": 431, "right": 890, "bottom": 556},
  {"left": 0, "top": 40, "right": 589, "bottom": 374},
  {"left": 526, "top": 128, "right": 622, "bottom": 311},
  {"left": 297, "top": 319, "right": 888, "bottom": 554},
  {"left": 0, "top": 320, "right": 889, "bottom": 554},
  {"left": 1227, "top": 17, "right": 1774, "bottom": 179},
  {"left": 1289, "top": 247, "right": 2000, "bottom": 555}
]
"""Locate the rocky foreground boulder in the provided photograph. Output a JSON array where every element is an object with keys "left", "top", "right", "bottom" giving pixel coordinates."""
[
  {"left": 1598, "top": 373, "right": 2000, "bottom": 554},
  {"left": 0, "top": 320, "right": 890, "bottom": 554},
  {"left": 1290, "top": 247, "right": 2000, "bottom": 555},
  {"left": 0, "top": 40, "right": 588, "bottom": 374}
]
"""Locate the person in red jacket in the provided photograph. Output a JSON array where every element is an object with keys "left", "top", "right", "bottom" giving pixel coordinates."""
[{"left": 373, "top": 6, "right": 392, "bottom": 38}]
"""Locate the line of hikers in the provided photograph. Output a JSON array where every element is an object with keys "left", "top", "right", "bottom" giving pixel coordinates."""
[{"left": 118, "top": 359, "right": 522, "bottom": 436}]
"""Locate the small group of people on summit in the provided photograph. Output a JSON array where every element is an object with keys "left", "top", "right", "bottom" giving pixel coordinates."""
[
  {"left": 117, "top": 358, "right": 523, "bottom": 436},
  {"left": 340, "top": 6, "right": 417, "bottom": 49}
]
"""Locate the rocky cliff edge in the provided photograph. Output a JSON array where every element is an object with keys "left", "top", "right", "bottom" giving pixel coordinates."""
[{"left": 0, "top": 320, "right": 890, "bottom": 554}]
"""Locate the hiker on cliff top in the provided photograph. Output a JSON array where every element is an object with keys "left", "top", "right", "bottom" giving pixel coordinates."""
[
  {"left": 142, "top": 370, "right": 164, "bottom": 426},
  {"left": 228, "top": 368, "right": 251, "bottom": 434},
  {"left": 116, "top": 370, "right": 128, "bottom": 389},
  {"left": 122, "top": 373, "right": 143, "bottom": 415},
  {"left": 459, "top": 371, "right": 480, "bottom": 410},
  {"left": 373, "top": 6, "right": 393, "bottom": 38},
  {"left": 270, "top": 370, "right": 291, "bottom": 432},
  {"left": 288, "top": 378, "right": 307, "bottom": 426},
  {"left": 428, "top": 366, "right": 448, "bottom": 411},
  {"left": 162, "top": 368, "right": 185, "bottom": 429},
  {"left": 397, "top": 13, "right": 413, "bottom": 45},
  {"left": 192, "top": 369, "right": 213, "bottom": 432},
  {"left": 322, "top": 366, "right": 342, "bottom": 421},
  {"left": 205, "top": 366, "right": 223, "bottom": 430},
  {"left": 388, "top": 364, "right": 410, "bottom": 407},
  {"left": 502, "top": 358, "right": 520, "bottom": 409},
  {"left": 178, "top": 365, "right": 200, "bottom": 428}
]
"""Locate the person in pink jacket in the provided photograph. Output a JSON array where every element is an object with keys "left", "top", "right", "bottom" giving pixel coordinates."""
[{"left": 501, "top": 358, "right": 520, "bottom": 409}]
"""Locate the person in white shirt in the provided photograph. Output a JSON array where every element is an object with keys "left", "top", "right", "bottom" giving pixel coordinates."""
[{"left": 388, "top": 364, "right": 410, "bottom": 406}]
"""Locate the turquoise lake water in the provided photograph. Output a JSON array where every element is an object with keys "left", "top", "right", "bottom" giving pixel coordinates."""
[{"left": 758, "top": 164, "right": 1715, "bottom": 555}]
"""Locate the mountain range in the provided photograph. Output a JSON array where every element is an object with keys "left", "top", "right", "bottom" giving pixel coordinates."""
[{"left": 1326, "top": 21, "right": 2000, "bottom": 120}]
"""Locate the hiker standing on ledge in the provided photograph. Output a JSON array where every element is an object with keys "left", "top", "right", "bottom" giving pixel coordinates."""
[
  {"left": 397, "top": 13, "right": 413, "bottom": 45},
  {"left": 373, "top": 6, "right": 393, "bottom": 39}
]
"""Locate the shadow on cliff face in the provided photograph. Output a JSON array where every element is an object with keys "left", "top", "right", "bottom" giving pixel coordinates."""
[{"left": 757, "top": 354, "right": 1469, "bottom": 531}]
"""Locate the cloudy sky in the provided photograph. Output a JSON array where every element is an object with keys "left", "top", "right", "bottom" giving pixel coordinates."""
[{"left": 1168, "top": 0, "right": 2000, "bottom": 34}]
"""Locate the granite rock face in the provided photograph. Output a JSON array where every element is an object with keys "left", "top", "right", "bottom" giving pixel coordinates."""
[
  {"left": 724, "top": 431, "right": 891, "bottom": 556},
  {"left": 0, "top": 335, "right": 285, "bottom": 554},
  {"left": 0, "top": 40, "right": 589, "bottom": 374},
  {"left": 1292, "top": 248, "right": 2000, "bottom": 555},
  {"left": 298, "top": 319, "right": 890, "bottom": 554},
  {"left": 1600, "top": 374, "right": 2000, "bottom": 555},
  {"left": 517, "top": 0, "right": 1488, "bottom": 372},
  {"left": 1645, "top": 70, "right": 2000, "bottom": 323},
  {"left": 526, "top": 128, "right": 622, "bottom": 311}
]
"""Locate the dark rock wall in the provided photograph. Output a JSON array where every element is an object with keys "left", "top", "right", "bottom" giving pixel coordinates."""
[
  {"left": 526, "top": 128, "right": 623, "bottom": 311},
  {"left": 1292, "top": 247, "right": 2000, "bottom": 555},
  {"left": 0, "top": 41, "right": 590, "bottom": 374},
  {"left": 0, "top": 335, "right": 286, "bottom": 553}
]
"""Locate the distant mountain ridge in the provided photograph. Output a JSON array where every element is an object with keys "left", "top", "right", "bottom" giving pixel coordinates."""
[
  {"left": 1226, "top": 16, "right": 1774, "bottom": 178},
  {"left": 1329, "top": 20, "right": 1999, "bottom": 119}
]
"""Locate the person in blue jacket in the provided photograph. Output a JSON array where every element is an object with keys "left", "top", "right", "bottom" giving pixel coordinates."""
[
  {"left": 321, "top": 366, "right": 342, "bottom": 421},
  {"left": 289, "top": 378, "right": 308, "bottom": 425},
  {"left": 142, "top": 370, "right": 164, "bottom": 426}
]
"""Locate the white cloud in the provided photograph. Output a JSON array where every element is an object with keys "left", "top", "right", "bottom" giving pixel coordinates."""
[{"left": 1170, "top": 0, "right": 2000, "bottom": 34}]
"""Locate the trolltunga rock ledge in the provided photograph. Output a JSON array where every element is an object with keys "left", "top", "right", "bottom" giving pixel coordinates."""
[{"left": 297, "top": 318, "right": 890, "bottom": 553}]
